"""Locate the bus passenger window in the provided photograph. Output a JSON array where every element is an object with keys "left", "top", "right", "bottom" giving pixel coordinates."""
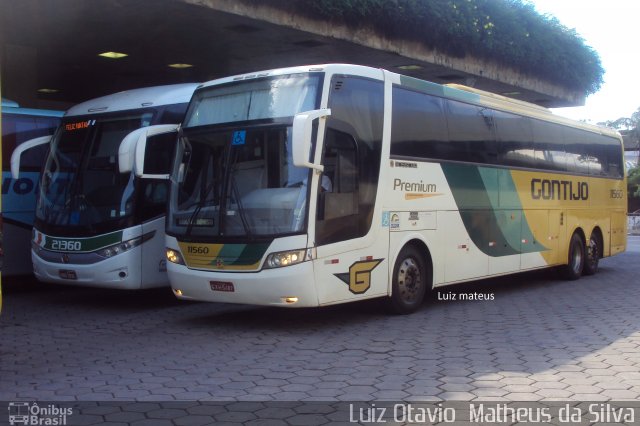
[
  {"left": 532, "top": 119, "right": 566, "bottom": 172},
  {"left": 563, "top": 127, "right": 590, "bottom": 175},
  {"left": 445, "top": 100, "right": 497, "bottom": 164},
  {"left": 390, "top": 87, "right": 448, "bottom": 160}
]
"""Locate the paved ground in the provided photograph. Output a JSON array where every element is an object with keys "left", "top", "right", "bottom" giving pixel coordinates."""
[{"left": 1, "top": 237, "right": 639, "bottom": 408}]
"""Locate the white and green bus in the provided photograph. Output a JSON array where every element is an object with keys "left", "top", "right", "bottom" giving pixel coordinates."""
[
  {"left": 132, "top": 64, "right": 626, "bottom": 313},
  {"left": 12, "top": 84, "right": 198, "bottom": 289}
]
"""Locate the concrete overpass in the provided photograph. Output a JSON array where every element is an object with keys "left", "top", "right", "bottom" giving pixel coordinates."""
[{"left": 1, "top": 0, "right": 585, "bottom": 110}]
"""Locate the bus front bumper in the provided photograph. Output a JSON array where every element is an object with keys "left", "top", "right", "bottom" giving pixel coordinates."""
[
  {"left": 31, "top": 248, "right": 144, "bottom": 289},
  {"left": 168, "top": 261, "right": 319, "bottom": 307}
]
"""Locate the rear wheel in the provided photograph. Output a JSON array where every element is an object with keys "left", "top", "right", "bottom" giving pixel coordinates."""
[
  {"left": 561, "top": 232, "right": 584, "bottom": 280},
  {"left": 583, "top": 231, "right": 601, "bottom": 276},
  {"left": 388, "top": 245, "right": 429, "bottom": 314}
]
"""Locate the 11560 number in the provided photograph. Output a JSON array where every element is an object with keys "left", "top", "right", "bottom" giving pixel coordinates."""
[{"left": 187, "top": 246, "right": 210, "bottom": 255}]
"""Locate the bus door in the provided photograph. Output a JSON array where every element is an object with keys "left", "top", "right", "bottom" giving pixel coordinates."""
[
  {"left": 136, "top": 130, "right": 177, "bottom": 287},
  {"left": 311, "top": 75, "right": 387, "bottom": 305}
]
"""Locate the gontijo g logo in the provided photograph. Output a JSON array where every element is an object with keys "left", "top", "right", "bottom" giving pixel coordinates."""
[{"left": 334, "top": 259, "right": 383, "bottom": 294}]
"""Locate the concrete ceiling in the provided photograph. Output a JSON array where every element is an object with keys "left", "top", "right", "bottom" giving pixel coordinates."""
[{"left": 1, "top": 0, "right": 581, "bottom": 111}]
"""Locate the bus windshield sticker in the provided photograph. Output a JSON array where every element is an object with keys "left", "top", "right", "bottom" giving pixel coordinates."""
[
  {"left": 382, "top": 211, "right": 390, "bottom": 227},
  {"left": 390, "top": 214, "right": 400, "bottom": 229},
  {"left": 231, "top": 130, "right": 246, "bottom": 146}
]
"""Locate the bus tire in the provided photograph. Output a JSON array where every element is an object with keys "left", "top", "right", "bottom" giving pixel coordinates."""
[
  {"left": 388, "top": 245, "right": 428, "bottom": 314},
  {"left": 583, "top": 231, "right": 601, "bottom": 276},
  {"left": 561, "top": 232, "right": 584, "bottom": 280}
]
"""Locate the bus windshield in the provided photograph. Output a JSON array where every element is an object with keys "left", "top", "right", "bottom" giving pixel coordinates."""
[
  {"left": 37, "top": 112, "right": 154, "bottom": 232},
  {"left": 168, "top": 73, "right": 321, "bottom": 240}
]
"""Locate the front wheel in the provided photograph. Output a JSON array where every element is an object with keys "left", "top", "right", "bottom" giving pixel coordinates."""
[
  {"left": 388, "top": 245, "right": 429, "bottom": 314},
  {"left": 560, "top": 232, "right": 584, "bottom": 280}
]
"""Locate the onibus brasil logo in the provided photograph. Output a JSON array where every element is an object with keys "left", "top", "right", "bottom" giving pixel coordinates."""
[{"left": 8, "top": 402, "right": 72, "bottom": 425}]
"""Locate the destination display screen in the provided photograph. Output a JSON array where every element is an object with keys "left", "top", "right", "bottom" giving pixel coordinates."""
[{"left": 64, "top": 120, "right": 94, "bottom": 131}]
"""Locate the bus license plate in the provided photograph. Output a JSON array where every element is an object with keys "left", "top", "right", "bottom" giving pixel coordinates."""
[
  {"left": 210, "top": 281, "right": 234, "bottom": 292},
  {"left": 59, "top": 269, "right": 77, "bottom": 280}
]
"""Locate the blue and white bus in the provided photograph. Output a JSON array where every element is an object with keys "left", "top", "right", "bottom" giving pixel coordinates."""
[
  {"left": 2, "top": 99, "right": 63, "bottom": 276},
  {"left": 12, "top": 84, "right": 198, "bottom": 289}
]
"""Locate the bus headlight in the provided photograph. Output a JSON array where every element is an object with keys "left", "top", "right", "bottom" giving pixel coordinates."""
[
  {"left": 264, "top": 249, "right": 311, "bottom": 269},
  {"left": 96, "top": 236, "right": 144, "bottom": 258},
  {"left": 166, "top": 248, "right": 185, "bottom": 265}
]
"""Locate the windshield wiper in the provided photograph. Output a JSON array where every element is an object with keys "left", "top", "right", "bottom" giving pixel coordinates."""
[
  {"left": 185, "top": 181, "right": 217, "bottom": 238},
  {"left": 229, "top": 174, "right": 253, "bottom": 240}
]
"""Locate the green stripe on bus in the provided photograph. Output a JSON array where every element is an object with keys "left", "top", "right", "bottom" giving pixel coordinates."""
[
  {"left": 398, "top": 75, "right": 445, "bottom": 97},
  {"left": 215, "top": 243, "right": 270, "bottom": 266},
  {"left": 477, "top": 168, "right": 539, "bottom": 253},
  {"left": 398, "top": 75, "right": 480, "bottom": 104},
  {"left": 442, "top": 163, "right": 545, "bottom": 256},
  {"left": 41, "top": 230, "right": 123, "bottom": 252}
]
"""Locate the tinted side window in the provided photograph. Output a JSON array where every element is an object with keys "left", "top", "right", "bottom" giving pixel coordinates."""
[
  {"left": 390, "top": 87, "right": 448, "bottom": 159},
  {"left": 137, "top": 132, "right": 178, "bottom": 221},
  {"left": 586, "top": 133, "right": 623, "bottom": 178},
  {"left": 563, "top": 127, "right": 590, "bottom": 174},
  {"left": 532, "top": 119, "right": 566, "bottom": 172},
  {"left": 158, "top": 103, "right": 189, "bottom": 124},
  {"left": 494, "top": 110, "right": 534, "bottom": 168},
  {"left": 445, "top": 100, "right": 496, "bottom": 163},
  {"left": 584, "top": 131, "right": 607, "bottom": 176},
  {"left": 603, "top": 137, "right": 623, "bottom": 178}
]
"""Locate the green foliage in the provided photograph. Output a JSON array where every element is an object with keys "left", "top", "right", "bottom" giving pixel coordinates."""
[
  {"left": 247, "top": 0, "right": 604, "bottom": 95},
  {"left": 601, "top": 107, "right": 640, "bottom": 154},
  {"left": 628, "top": 166, "right": 640, "bottom": 198},
  {"left": 603, "top": 107, "right": 640, "bottom": 131}
]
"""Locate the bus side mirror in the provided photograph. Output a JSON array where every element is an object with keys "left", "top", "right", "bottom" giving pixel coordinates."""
[
  {"left": 292, "top": 108, "right": 330, "bottom": 171},
  {"left": 118, "top": 124, "right": 179, "bottom": 178},
  {"left": 10, "top": 135, "right": 52, "bottom": 179}
]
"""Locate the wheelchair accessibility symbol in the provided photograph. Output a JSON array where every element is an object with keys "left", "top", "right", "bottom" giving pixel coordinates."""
[{"left": 231, "top": 130, "right": 246, "bottom": 146}]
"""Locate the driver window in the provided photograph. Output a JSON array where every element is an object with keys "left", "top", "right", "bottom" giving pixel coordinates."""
[
  {"left": 316, "top": 128, "right": 359, "bottom": 244},
  {"left": 315, "top": 75, "right": 383, "bottom": 246},
  {"left": 137, "top": 132, "right": 177, "bottom": 221}
]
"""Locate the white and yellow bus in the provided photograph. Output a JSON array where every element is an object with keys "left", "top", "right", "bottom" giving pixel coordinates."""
[{"left": 132, "top": 64, "right": 626, "bottom": 313}]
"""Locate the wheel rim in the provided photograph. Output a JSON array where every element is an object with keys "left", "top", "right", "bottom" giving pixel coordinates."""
[
  {"left": 397, "top": 257, "right": 422, "bottom": 304},
  {"left": 571, "top": 241, "right": 583, "bottom": 274}
]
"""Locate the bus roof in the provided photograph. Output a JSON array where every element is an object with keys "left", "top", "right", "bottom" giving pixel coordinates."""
[
  {"left": 197, "top": 64, "right": 381, "bottom": 90},
  {"left": 1, "top": 98, "right": 64, "bottom": 117},
  {"left": 197, "top": 64, "right": 620, "bottom": 141},
  {"left": 65, "top": 83, "right": 200, "bottom": 117}
]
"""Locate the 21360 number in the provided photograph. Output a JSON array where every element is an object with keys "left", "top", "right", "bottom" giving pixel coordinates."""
[{"left": 51, "top": 239, "right": 82, "bottom": 251}]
